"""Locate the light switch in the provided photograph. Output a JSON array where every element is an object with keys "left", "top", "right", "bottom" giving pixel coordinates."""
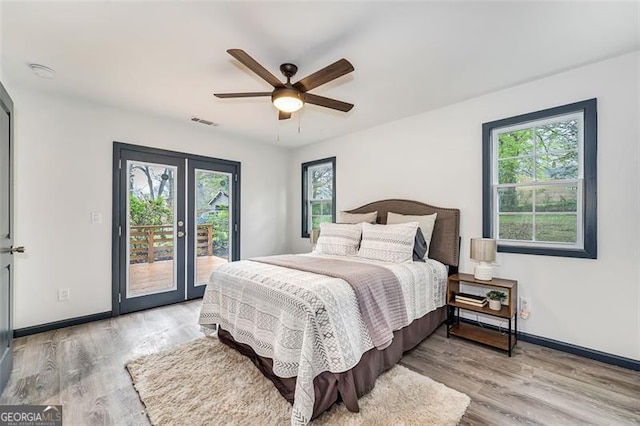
[{"left": 91, "top": 212, "right": 102, "bottom": 224}]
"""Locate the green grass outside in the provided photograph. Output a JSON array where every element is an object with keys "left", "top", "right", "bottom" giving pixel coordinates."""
[
  {"left": 499, "top": 214, "right": 577, "bottom": 243},
  {"left": 311, "top": 215, "right": 332, "bottom": 230}
]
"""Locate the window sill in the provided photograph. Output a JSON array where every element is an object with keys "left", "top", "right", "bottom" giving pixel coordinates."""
[{"left": 498, "top": 244, "right": 597, "bottom": 259}]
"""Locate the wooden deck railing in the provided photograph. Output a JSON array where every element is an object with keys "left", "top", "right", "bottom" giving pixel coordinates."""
[{"left": 129, "top": 224, "right": 214, "bottom": 263}]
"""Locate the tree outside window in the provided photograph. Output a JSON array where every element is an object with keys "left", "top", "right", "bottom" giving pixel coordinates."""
[{"left": 483, "top": 99, "right": 597, "bottom": 258}]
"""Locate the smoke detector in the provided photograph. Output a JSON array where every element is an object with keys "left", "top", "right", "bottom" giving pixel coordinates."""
[{"left": 29, "top": 64, "right": 55, "bottom": 79}]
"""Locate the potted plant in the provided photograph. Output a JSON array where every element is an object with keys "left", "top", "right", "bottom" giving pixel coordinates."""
[{"left": 486, "top": 290, "right": 506, "bottom": 311}]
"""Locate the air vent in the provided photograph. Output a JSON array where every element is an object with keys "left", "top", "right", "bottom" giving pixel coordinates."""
[{"left": 190, "top": 116, "right": 219, "bottom": 127}]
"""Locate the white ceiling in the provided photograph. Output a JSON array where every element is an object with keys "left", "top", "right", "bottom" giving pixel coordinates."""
[{"left": 2, "top": 1, "right": 639, "bottom": 148}]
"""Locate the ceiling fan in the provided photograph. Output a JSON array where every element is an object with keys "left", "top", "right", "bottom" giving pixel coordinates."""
[{"left": 214, "top": 49, "right": 355, "bottom": 120}]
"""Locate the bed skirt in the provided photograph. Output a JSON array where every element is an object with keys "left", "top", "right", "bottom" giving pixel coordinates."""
[{"left": 217, "top": 305, "right": 446, "bottom": 420}]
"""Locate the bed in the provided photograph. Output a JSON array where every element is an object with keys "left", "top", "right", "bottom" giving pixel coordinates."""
[{"left": 199, "top": 199, "right": 460, "bottom": 425}]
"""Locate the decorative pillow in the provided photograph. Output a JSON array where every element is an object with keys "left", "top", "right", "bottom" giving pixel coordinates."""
[
  {"left": 413, "top": 227, "right": 428, "bottom": 262},
  {"left": 314, "top": 223, "right": 362, "bottom": 256},
  {"left": 386, "top": 212, "right": 438, "bottom": 256},
  {"left": 338, "top": 210, "right": 378, "bottom": 224},
  {"left": 358, "top": 222, "right": 419, "bottom": 263}
]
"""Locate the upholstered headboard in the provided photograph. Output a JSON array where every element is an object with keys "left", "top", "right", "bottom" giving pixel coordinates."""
[{"left": 346, "top": 199, "right": 460, "bottom": 267}]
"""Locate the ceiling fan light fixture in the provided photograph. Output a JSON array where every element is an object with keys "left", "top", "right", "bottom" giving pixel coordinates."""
[
  {"left": 215, "top": 49, "right": 354, "bottom": 120},
  {"left": 272, "top": 88, "right": 304, "bottom": 113}
]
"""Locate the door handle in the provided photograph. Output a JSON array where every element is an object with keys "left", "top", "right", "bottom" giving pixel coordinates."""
[
  {"left": 10, "top": 246, "right": 25, "bottom": 254},
  {"left": 177, "top": 231, "right": 185, "bottom": 238}
]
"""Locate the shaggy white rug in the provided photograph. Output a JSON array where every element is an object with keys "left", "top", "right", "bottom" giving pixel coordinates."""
[{"left": 126, "top": 337, "right": 470, "bottom": 426}]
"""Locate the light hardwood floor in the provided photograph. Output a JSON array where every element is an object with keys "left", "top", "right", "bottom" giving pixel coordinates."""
[{"left": 1, "top": 301, "right": 638, "bottom": 425}]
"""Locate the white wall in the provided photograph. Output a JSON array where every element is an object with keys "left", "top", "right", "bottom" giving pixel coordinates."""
[
  {"left": 9, "top": 88, "right": 290, "bottom": 329},
  {"left": 289, "top": 52, "right": 640, "bottom": 360}
]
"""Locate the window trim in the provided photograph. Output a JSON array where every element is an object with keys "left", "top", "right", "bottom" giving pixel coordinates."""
[
  {"left": 482, "top": 98, "right": 597, "bottom": 259},
  {"left": 301, "top": 157, "right": 336, "bottom": 238}
]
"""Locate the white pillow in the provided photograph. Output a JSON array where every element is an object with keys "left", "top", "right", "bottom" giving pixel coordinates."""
[
  {"left": 386, "top": 212, "right": 437, "bottom": 252},
  {"left": 358, "top": 222, "right": 419, "bottom": 263},
  {"left": 338, "top": 210, "right": 377, "bottom": 224},
  {"left": 314, "top": 223, "right": 362, "bottom": 256}
]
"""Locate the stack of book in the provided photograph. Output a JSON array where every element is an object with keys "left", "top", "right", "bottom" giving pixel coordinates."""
[{"left": 454, "top": 292, "right": 487, "bottom": 308}]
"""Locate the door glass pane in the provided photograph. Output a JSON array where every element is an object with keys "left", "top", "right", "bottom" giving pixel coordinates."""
[
  {"left": 127, "top": 161, "right": 177, "bottom": 297},
  {"left": 194, "top": 170, "right": 231, "bottom": 286}
]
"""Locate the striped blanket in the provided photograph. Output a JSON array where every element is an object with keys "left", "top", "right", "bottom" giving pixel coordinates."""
[
  {"left": 251, "top": 254, "right": 407, "bottom": 350},
  {"left": 198, "top": 253, "right": 447, "bottom": 426}
]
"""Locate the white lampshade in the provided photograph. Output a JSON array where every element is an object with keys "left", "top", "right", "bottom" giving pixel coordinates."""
[
  {"left": 470, "top": 238, "right": 496, "bottom": 280},
  {"left": 470, "top": 238, "right": 496, "bottom": 262}
]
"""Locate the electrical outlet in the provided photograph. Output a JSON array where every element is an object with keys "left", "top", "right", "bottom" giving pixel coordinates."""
[
  {"left": 91, "top": 212, "right": 102, "bottom": 224},
  {"left": 520, "top": 297, "right": 531, "bottom": 319},
  {"left": 58, "top": 288, "right": 70, "bottom": 301}
]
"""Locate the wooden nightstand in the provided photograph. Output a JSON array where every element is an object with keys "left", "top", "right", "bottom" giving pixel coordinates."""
[{"left": 446, "top": 273, "right": 518, "bottom": 356}]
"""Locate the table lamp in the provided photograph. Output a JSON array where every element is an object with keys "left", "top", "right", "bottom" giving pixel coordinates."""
[
  {"left": 470, "top": 238, "right": 497, "bottom": 280},
  {"left": 310, "top": 229, "right": 320, "bottom": 250}
]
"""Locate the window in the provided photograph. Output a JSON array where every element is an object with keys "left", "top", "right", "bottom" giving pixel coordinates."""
[
  {"left": 482, "top": 99, "right": 597, "bottom": 258},
  {"left": 301, "top": 157, "right": 336, "bottom": 238}
]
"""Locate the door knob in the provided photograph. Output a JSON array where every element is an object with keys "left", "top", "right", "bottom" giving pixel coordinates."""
[
  {"left": 10, "top": 246, "right": 25, "bottom": 254},
  {"left": 177, "top": 231, "right": 185, "bottom": 238}
]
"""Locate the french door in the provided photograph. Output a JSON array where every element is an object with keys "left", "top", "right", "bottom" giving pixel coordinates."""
[
  {"left": 113, "top": 143, "right": 240, "bottom": 315},
  {"left": 187, "top": 160, "right": 237, "bottom": 299}
]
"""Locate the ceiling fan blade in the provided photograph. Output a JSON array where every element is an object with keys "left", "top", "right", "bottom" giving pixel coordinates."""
[
  {"left": 304, "top": 93, "right": 354, "bottom": 112},
  {"left": 279, "top": 111, "right": 292, "bottom": 120},
  {"left": 227, "top": 49, "right": 283, "bottom": 88},
  {"left": 293, "top": 59, "right": 354, "bottom": 92},
  {"left": 214, "top": 92, "right": 272, "bottom": 98}
]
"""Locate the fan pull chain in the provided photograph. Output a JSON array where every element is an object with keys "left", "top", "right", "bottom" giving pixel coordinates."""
[{"left": 298, "top": 113, "right": 301, "bottom": 134}]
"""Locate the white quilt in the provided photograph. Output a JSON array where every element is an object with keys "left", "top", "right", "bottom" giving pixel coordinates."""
[{"left": 198, "top": 253, "right": 447, "bottom": 426}]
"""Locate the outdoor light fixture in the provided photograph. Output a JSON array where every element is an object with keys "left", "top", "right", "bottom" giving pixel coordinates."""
[
  {"left": 272, "top": 88, "right": 304, "bottom": 113},
  {"left": 470, "top": 238, "right": 497, "bottom": 280}
]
